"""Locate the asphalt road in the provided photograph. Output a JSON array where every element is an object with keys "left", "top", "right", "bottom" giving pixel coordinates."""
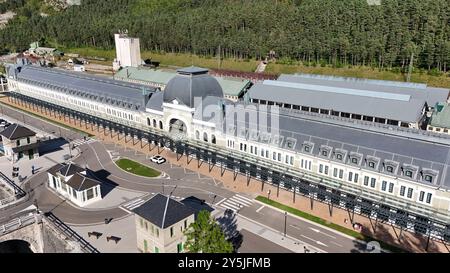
[
  {"left": 238, "top": 229, "right": 293, "bottom": 253},
  {"left": 0, "top": 105, "right": 369, "bottom": 253}
]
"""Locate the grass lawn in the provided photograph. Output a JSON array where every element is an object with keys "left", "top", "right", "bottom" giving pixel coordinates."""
[
  {"left": 0, "top": 101, "right": 94, "bottom": 137},
  {"left": 115, "top": 158, "right": 161, "bottom": 178},
  {"left": 256, "top": 196, "right": 407, "bottom": 253}
]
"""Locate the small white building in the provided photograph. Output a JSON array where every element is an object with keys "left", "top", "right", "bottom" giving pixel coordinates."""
[
  {"left": 114, "top": 31, "right": 142, "bottom": 70},
  {"left": 47, "top": 162, "right": 102, "bottom": 207}
]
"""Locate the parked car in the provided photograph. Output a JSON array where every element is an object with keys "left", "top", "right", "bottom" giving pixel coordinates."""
[{"left": 150, "top": 155, "right": 166, "bottom": 164}]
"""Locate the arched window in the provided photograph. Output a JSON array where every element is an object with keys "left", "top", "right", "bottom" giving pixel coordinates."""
[
  {"left": 211, "top": 134, "right": 216, "bottom": 144},
  {"left": 159, "top": 121, "right": 163, "bottom": 130},
  {"left": 147, "top": 118, "right": 151, "bottom": 126},
  {"left": 195, "top": 130, "right": 200, "bottom": 140},
  {"left": 153, "top": 119, "right": 157, "bottom": 128},
  {"left": 203, "top": 132, "right": 208, "bottom": 142}
]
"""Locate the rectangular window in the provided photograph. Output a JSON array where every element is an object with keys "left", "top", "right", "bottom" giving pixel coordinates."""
[
  {"left": 250, "top": 146, "right": 253, "bottom": 154},
  {"left": 407, "top": 188, "right": 413, "bottom": 198},
  {"left": 339, "top": 170, "right": 343, "bottom": 179},
  {"left": 354, "top": 173, "right": 359, "bottom": 183},
  {"left": 290, "top": 156, "right": 294, "bottom": 165},
  {"left": 308, "top": 161, "right": 312, "bottom": 170},
  {"left": 170, "top": 227, "right": 174, "bottom": 237},
  {"left": 426, "top": 193, "right": 432, "bottom": 204},
  {"left": 273, "top": 152, "right": 276, "bottom": 160},
  {"left": 265, "top": 150, "right": 269, "bottom": 158},
  {"left": 348, "top": 172, "right": 353, "bottom": 182},
  {"left": 184, "top": 220, "right": 188, "bottom": 230},
  {"left": 285, "top": 155, "right": 289, "bottom": 164},
  {"left": 370, "top": 178, "right": 376, "bottom": 188},
  {"left": 364, "top": 176, "right": 369, "bottom": 186},
  {"left": 301, "top": 159, "right": 304, "bottom": 169},
  {"left": 400, "top": 186, "right": 406, "bottom": 196},
  {"left": 381, "top": 181, "right": 387, "bottom": 191},
  {"left": 278, "top": 153, "right": 281, "bottom": 162},
  {"left": 139, "top": 218, "right": 143, "bottom": 228},
  {"left": 319, "top": 164, "right": 323, "bottom": 174},
  {"left": 254, "top": 147, "right": 258, "bottom": 155},
  {"left": 324, "top": 166, "right": 329, "bottom": 175},
  {"left": 388, "top": 183, "right": 394, "bottom": 193},
  {"left": 261, "top": 149, "right": 265, "bottom": 157},
  {"left": 333, "top": 168, "right": 338, "bottom": 178},
  {"left": 419, "top": 191, "right": 425, "bottom": 202}
]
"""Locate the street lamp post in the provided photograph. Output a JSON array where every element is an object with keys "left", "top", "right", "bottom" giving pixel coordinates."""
[
  {"left": 267, "top": 189, "right": 271, "bottom": 200},
  {"left": 284, "top": 212, "right": 287, "bottom": 237}
]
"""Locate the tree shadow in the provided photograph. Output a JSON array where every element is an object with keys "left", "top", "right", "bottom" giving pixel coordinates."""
[
  {"left": 216, "top": 209, "right": 243, "bottom": 253},
  {"left": 181, "top": 196, "right": 214, "bottom": 219}
]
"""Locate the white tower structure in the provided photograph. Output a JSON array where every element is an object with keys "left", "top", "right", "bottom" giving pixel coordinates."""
[{"left": 113, "top": 30, "right": 142, "bottom": 71}]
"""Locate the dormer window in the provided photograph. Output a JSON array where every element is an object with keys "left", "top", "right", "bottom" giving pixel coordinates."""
[
  {"left": 321, "top": 150, "right": 328, "bottom": 157},
  {"left": 386, "top": 166, "right": 394, "bottom": 173},
  {"left": 405, "top": 170, "right": 413, "bottom": 178},
  {"left": 304, "top": 146, "right": 311, "bottom": 153},
  {"left": 351, "top": 158, "right": 358, "bottom": 164},
  {"left": 368, "top": 161, "right": 375, "bottom": 168},
  {"left": 336, "top": 154, "right": 343, "bottom": 160},
  {"left": 424, "top": 175, "right": 433, "bottom": 183},
  {"left": 302, "top": 142, "right": 314, "bottom": 153}
]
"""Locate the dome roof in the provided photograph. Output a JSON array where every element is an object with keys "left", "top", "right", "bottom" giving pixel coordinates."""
[{"left": 163, "top": 66, "right": 224, "bottom": 108}]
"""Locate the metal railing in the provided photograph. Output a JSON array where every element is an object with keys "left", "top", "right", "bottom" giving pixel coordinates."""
[
  {"left": 0, "top": 213, "right": 36, "bottom": 236},
  {"left": 0, "top": 171, "right": 26, "bottom": 198},
  {"left": 44, "top": 212, "right": 100, "bottom": 253}
]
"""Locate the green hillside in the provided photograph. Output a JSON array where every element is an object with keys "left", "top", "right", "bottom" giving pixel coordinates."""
[{"left": 0, "top": 0, "right": 449, "bottom": 84}]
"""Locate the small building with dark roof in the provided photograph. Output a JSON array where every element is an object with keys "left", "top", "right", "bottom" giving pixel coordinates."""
[
  {"left": 132, "top": 194, "right": 195, "bottom": 253},
  {"left": 0, "top": 123, "right": 39, "bottom": 162},
  {"left": 47, "top": 162, "right": 102, "bottom": 207}
]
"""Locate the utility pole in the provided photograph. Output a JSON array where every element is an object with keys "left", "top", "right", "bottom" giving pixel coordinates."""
[
  {"left": 217, "top": 45, "right": 221, "bottom": 70},
  {"left": 284, "top": 212, "right": 287, "bottom": 237},
  {"left": 407, "top": 52, "right": 414, "bottom": 82}
]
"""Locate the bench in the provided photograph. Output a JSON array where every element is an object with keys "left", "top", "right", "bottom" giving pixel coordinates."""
[
  {"left": 106, "top": 236, "right": 121, "bottom": 244},
  {"left": 88, "top": 231, "right": 102, "bottom": 239}
]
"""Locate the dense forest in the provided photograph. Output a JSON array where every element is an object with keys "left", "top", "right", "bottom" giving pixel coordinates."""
[{"left": 0, "top": 0, "right": 449, "bottom": 72}]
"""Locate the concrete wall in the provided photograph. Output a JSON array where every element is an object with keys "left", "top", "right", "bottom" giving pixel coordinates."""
[{"left": 0, "top": 216, "right": 82, "bottom": 253}]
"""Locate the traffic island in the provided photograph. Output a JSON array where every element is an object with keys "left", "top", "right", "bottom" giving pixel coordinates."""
[{"left": 115, "top": 158, "right": 161, "bottom": 178}]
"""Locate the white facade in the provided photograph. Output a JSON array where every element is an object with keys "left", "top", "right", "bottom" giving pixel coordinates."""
[
  {"left": 114, "top": 33, "right": 142, "bottom": 69},
  {"left": 47, "top": 170, "right": 102, "bottom": 207},
  {"left": 8, "top": 69, "right": 450, "bottom": 223}
]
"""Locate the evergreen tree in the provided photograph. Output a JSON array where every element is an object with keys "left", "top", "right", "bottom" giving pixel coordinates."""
[{"left": 184, "top": 210, "right": 233, "bottom": 253}]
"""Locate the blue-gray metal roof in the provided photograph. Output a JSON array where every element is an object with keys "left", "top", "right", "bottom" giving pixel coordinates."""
[
  {"left": 218, "top": 103, "right": 450, "bottom": 189},
  {"left": 16, "top": 66, "right": 157, "bottom": 111},
  {"left": 248, "top": 81, "right": 426, "bottom": 123},
  {"left": 278, "top": 74, "right": 450, "bottom": 107}
]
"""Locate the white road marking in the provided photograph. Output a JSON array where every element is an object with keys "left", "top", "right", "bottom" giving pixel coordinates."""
[
  {"left": 256, "top": 205, "right": 265, "bottom": 213},
  {"left": 309, "top": 227, "right": 337, "bottom": 239},
  {"left": 300, "top": 235, "right": 328, "bottom": 248},
  {"left": 232, "top": 195, "right": 253, "bottom": 206},
  {"left": 235, "top": 194, "right": 254, "bottom": 203}
]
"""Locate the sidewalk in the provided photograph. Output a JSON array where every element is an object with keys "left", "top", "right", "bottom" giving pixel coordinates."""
[{"left": 3, "top": 97, "right": 449, "bottom": 253}]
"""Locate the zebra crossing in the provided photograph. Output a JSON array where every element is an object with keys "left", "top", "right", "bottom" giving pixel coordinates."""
[
  {"left": 121, "top": 198, "right": 147, "bottom": 212},
  {"left": 71, "top": 138, "right": 97, "bottom": 147},
  {"left": 218, "top": 194, "right": 254, "bottom": 212}
]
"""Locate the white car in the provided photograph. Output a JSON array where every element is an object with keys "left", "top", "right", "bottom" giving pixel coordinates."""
[{"left": 150, "top": 155, "right": 166, "bottom": 164}]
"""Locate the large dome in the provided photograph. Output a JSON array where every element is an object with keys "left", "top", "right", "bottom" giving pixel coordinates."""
[{"left": 163, "top": 66, "right": 224, "bottom": 108}]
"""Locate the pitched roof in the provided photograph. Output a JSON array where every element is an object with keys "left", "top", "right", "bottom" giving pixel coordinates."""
[
  {"left": 16, "top": 66, "right": 158, "bottom": 111},
  {"left": 248, "top": 81, "right": 426, "bottom": 123},
  {"left": 0, "top": 124, "right": 36, "bottom": 140},
  {"left": 47, "top": 163, "right": 64, "bottom": 176},
  {"left": 132, "top": 194, "right": 195, "bottom": 229},
  {"left": 58, "top": 162, "right": 85, "bottom": 177},
  {"left": 429, "top": 103, "right": 450, "bottom": 129},
  {"left": 65, "top": 172, "right": 100, "bottom": 191}
]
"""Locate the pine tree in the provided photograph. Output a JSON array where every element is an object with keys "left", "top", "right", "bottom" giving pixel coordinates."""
[{"left": 183, "top": 210, "right": 233, "bottom": 253}]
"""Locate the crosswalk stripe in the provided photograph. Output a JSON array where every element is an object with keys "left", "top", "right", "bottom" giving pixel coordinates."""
[
  {"left": 127, "top": 203, "right": 145, "bottom": 210},
  {"left": 231, "top": 196, "right": 253, "bottom": 206},
  {"left": 123, "top": 198, "right": 144, "bottom": 207},
  {"left": 235, "top": 194, "right": 254, "bottom": 203},
  {"left": 221, "top": 201, "right": 240, "bottom": 211}
]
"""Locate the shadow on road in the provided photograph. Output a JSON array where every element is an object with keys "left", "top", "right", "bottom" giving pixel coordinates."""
[
  {"left": 38, "top": 137, "right": 68, "bottom": 155},
  {"left": 86, "top": 169, "right": 118, "bottom": 198},
  {"left": 216, "top": 209, "right": 243, "bottom": 253}
]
